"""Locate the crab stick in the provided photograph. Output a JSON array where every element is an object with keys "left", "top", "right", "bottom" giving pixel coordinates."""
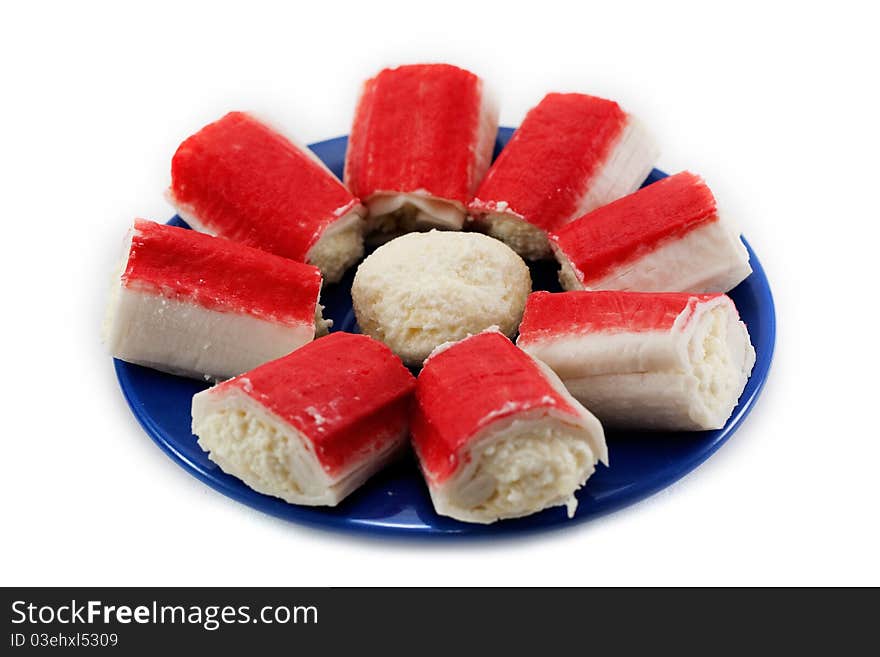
[
  {"left": 169, "top": 112, "right": 365, "bottom": 283},
  {"left": 104, "top": 220, "right": 326, "bottom": 381},
  {"left": 517, "top": 291, "right": 755, "bottom": 431},
  {"left": 192, "top": 332, "right": 416, "bottom": 506},
  {"left": 344, "top": 64, "right": 498, "bottom": 239},
  {"left": 551, "top": 171, "right": 752, "bottom": 293},
  {"left": 469, "top": 93, "right": 658, "bottom": 259},
  {"left": 411, "top": 330, "right": 607, "bottom": 524}
]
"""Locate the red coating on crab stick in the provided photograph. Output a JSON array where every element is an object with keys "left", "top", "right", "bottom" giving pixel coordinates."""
[
  {"left": 345, "top": 64, "right": 490, "bottom": 205},
  {"left": 551, "top": 171, "right": 718, "bottom": 284},
  {"left": 517, "top": 290, "right": 723, "bottom": 342},
  {"left": 122, "top": 220, "right": 322, "bottom": 327},
  {"left": 214, "top": 333, "right": 416, "bottom": 476},
  {"left": 412, "top": 332, "right": 580, "bottom": 483},
  {"left": 469, "top": 93, "right": 627, "bottom": 231},
  {"left": 170, "top": 112, "right": 360, "bottom": 262}
]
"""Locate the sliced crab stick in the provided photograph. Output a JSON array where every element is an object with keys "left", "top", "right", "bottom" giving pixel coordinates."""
[
  {"left": 169, "top": 112, "right": 365, "bottom": 283},
  {"left": 411, "top": 330, "right": 607, "bottom": 524},
  {"left": 192, "top": 332, "right": 416, "bottom": 506},
  {"left": 469, "top": 92, "right": 659, "bottom": 259},
  {"left": 551, "top": 171, "right": 752, "bottom": 293},
  {"left": 517, "top": 291, "right": 755, "bottom": 431},
  {"left": 344, "top": 64, "right": 498, "bottom": 238},
  {"left": 104, "top": 220, "right": 326, "bottom": 381}
]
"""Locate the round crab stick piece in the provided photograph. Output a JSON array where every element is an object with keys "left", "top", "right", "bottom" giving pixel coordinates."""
[
  {"left": 469, "top": 92, "right": 659, "bottom": 260},
  {"left": 412, "top": 330, "right": 607, "bottom": 524},
  {"left": 517, "top": 291, "right": 756, "bottom": 431},
  {"left": 551, "top": 171, "right": 752, "bottom": 293},
  {"left": 192, "top": 332, "right": 416, "bottom": 507},
  {"left": 103, "top": 220, "right": 326, "bottom": 381},
  {"left": 344, "top": 64, "right": 498, "bottom": 239},
  {"left": 169, "top": 112, "right": 366, "bottom": 283}
]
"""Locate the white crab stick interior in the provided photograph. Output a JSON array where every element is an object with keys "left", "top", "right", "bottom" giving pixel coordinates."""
[
  {"left": 306, "top": 210, "right": 366, "bottom": 283},
  {"left": 365, "top": 192, "right": 467, "bottom": 235},
  {"left": 192, "top": 388, "right": 406, "bottom": 506},
  {"left": 428, "top": 392, "right": 606, "bottom": 524}
]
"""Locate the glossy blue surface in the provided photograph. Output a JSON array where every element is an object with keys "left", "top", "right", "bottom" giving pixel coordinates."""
[{"left": 115, "top": 127, "right": 776, "bottom": 537}]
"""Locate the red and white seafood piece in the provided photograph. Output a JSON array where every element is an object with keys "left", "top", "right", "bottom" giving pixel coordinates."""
[
  {"left": 469, "top": 92, "right": 659, "bottom": 259},
  {"left": 104, "top": 220, "right": 325, "bottom": 380},
  {"left": 517, "top": 291, "right": 755, "bottom": 430},
  {"left": 192, "top": 332, "right": 416, "bottom": 506},
  {"left": 411, "top": 330, "right": 607, "bottom": 524},
  {"left": 551, "top": 171, "right": 752, "bottom": 293},
  {"left": 345, "top": 64, "right": 498, "bottom": 238},
  {"left": 169, "top": 112, "right": 365, "bottom": 282}
]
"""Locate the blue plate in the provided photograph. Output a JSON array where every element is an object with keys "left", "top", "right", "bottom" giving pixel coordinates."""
[{"left": 115, "top": 127, "right": 776, "bottom": 537}]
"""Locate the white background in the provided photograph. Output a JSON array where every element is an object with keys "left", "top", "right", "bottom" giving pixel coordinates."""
[{"left": 2, "top": 1, "right": 878, "bottom": 586}]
